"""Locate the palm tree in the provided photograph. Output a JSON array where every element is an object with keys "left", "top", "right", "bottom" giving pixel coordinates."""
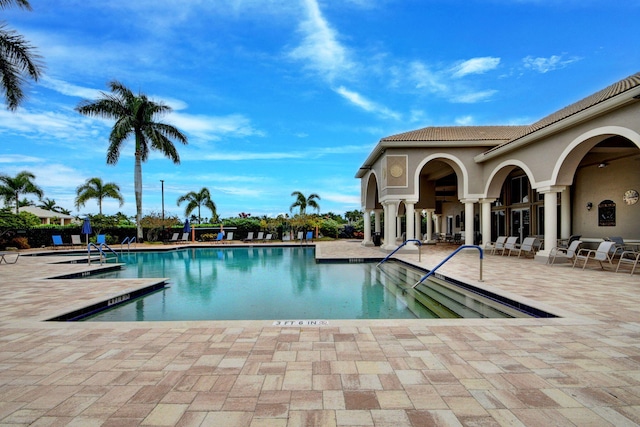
[
  {"left": 38, "top": 197, "right": 61, "bottom": 212},
  {"left": 0, "top": 0, "right": 44, "bottom": 111},
  {"left": 289, "top": 191, "right": 321, "bottom": 215},
  {"left": 177, "top": 187, "right": 216, "bottom": 224},
  {"left": 0, "top": 170, "right": 43, "bottom": 214},
  {"left": 75, "top": 177, "right": 124, "bottom": 215},
  {"left": 75, "top": 81, "right": 188, "bottom": 240}
]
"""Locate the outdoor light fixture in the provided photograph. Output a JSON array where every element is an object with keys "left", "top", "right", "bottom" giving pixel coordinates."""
[
  {"left": 598, "top": 162, "right": 608, "bottom": 168},
  {"left": 586, "top": 202, "right": 593, "bottom": 211}
]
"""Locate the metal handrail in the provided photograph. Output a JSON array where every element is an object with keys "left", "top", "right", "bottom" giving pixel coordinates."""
[
  {"left": 100, "top": 243, "right": 119, "bottom": 263},
  {"left": 377, "top": 239, "right": 422, "bottom": 267},
  {"left": 412, "top": 245, "right": 483, "bottom": 288},
  {"left": 120, "top": 236, "right": 136, "bottom": 252}
]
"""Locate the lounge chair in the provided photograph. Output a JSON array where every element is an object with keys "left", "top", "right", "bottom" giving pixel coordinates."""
[
  {"left": 212, "top": 232, "right": 225, "bottom": 244},
  {"left": 179, "top": 233, "right": 189, "bottom": 242},
  {"left": 306, "top": 230, "right": 314, "bottom": 243},
  {"left": 453, "top": 233, "right": 462, "bottom": 244},
  {"left": 489, "top": 236, "right": 507, "bottom": 255},
  {"left": 606, "top": 236, "right": 634, "bottom": 258},
  {"left": 97, "top": 234, "right": 106, "bottom": 245},
  {"left": 224, "top": 231, "right": 233, "bottom": 243},
  {"left": 297, "top": 231, "right": 304, "bottom": 243},
  {"left": 168, "top": 232, "right": 179, "bottom": 243},
  {"left": 502, "top": 236, "right": 519, "bottom": 256},
  {"left": 264, "top": 233, "right": 273, "bottom": 242},
  {"left": 0, "top": 251, "right": 19, "bottom": 264},
  {"left": 513, "top": 236, "right": 539, "bottom": 258},
  {"left": 573, "top": 241, "right": 617, "bottom": 270},
  {"left": 71, "top": 235, "right": 83, "bottom": 247},
  {"left": 243, "top": 232, "right": 254, "bottom": 242},
  {"left": 52, "top": 235, "right": 66, "bottom": 249},
  {"left": 616, "top": 250, "right": 640, "bottom": 275},
  {"left": 548, "top": 240, "right": 582, "bottom": 265},
  {"left": 256, "top": 231, "right": 264, "bottom": 242}
]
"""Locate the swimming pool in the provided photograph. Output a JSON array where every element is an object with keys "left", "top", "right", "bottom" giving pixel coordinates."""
[{"left": 80, "top": 247, "right": 538, "bottom": 321}]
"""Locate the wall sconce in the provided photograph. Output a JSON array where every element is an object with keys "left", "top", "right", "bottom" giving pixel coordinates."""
[
  {"left": 586, "top": 202, "right": 593, "bottom": 211},
  {"left": 598, "top": 162, "right": 608, "bottom": 168}
]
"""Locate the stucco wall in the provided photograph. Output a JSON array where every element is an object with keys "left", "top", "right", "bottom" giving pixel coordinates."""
[{"left": 573, "top": 156, "right": 640, "bottom": 239}]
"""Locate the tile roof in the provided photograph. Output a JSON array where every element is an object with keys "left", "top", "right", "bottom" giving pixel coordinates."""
[
  {"left": 381, "top": 125, "right": 528, "bottom": 143},
  {"left": 379, "top": 72, "right": 640, "bottom": 147}
]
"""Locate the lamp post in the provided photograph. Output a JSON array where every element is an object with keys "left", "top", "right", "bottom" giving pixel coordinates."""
[{"left": 161, "top": 180, "right": 165, "bottom": 241}]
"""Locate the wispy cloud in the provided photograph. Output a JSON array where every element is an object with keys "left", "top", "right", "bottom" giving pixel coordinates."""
[
  {"left": 168, "top": 113, "right": 264, "bottom": 141},
  {"left": 334, "top": 86, "right": 401, "bottom": 120},
  {"left": 450, "top": 89, "right": 498, "bottom": 104},
  {"left": 288, "top": 0, "right": 355, "bottom": 82},
  {"left": 451, "top": 57, "right": 501, "bottom": 78},
  {"left": 522, "top": 54, "right": 581, "bottom": 73}
]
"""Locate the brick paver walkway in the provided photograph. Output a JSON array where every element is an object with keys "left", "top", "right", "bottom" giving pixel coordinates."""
[{"left": 1, "top": 241, "right": 639, "bottom": 426}]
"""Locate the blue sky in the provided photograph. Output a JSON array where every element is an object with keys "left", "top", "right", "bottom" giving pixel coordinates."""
[{"left": 0, "top": 0, "right": 638, "bottom": 220}]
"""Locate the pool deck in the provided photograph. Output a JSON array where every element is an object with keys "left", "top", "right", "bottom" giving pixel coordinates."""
[{"left": 1, "top": 240, "right": 640, "bottom": 426}]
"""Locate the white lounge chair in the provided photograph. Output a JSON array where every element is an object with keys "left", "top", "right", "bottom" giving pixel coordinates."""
[
  {"left": 243, "top": 232, "right": 254, "bottom": 242},
  {"left": 616, "top": 251, "right": 640, "bottom": 275},
  {"left": 264, "top": 233, "right": 273, "bottom": 242},
  {"left": 71, "top": 235, "right": 83, "bottom": 247},
  {"left": 502, "top": 236, "right": 519, "bottom": 256},
  {"left": 548, "top": 240, "right": 582, "bottom": 265},
  {"left": 573, "top": 241, "right": 617, "bottom": 270},
  {"left": 489, "top": 236, "right": 506, "bottom": 255},
  {"left": 256, "top": 231, "right": 264, "bottom": 241},
  {"left": 513, "top": 236, "right": 539, "bottom": 258},
  {"left": 224, "top": 231, "right": 234, "bottom": 243}
]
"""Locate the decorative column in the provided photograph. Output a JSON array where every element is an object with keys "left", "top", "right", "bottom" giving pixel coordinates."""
[
  {"left": 433, "top": 214, "right": 441, "bottom": 234},
  {"left": 405, "top": 201, "right": 416, "bottom": 244},
  {"left": 415, "top": 211, "right": 422, "bottom": 241},
  {"left": 362, "top": 209, "right": 373, "bottom": 247},
  {"left": 480, "top": 199, "right": 495, "bottom": 247},
  {"left": 374, "top": 210, "right": 381, "bottom": 234},
  {"left": 560, "top": 187, "right": 571, "bottom": 241},
  {"left": 534, "top": 187, "right": 563, "bottom": 263},
  {"left": 461, "top": 199, "right": 477, "bottom": 245},
  {"left": 425, "top": 209, "right": 435, "bottom": 242},
  {"left": 382, "top": 201, "right": 398, "bottom": 250}
]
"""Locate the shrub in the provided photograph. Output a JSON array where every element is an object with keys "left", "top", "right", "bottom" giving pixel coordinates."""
[
  {"left": 10, "top": 236, "right": 30, "bottom": 249},
  {"left": 201, "top": 233, "right": 216, "bottom": 242}
]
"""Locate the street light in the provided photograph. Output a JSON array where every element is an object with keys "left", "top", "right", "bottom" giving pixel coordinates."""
[{"left": 161, "top": 180, "right": 165, "bottom": 240}]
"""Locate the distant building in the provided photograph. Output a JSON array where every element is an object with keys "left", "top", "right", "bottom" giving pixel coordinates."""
[
  {"left": 18, "top": 206, "right": 75, "bottom": 226},
  {"left": 356, "top": 72, "right": 640, "bottom": 262}
]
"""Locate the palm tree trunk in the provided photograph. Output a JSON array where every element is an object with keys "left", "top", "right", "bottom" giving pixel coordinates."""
[{"left": 135, "top": 154, "right": 143, "bottom": 241}]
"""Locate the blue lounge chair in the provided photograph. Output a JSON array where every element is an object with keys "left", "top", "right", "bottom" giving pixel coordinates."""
[
  {"left": 306, "top": 231, "right": 314, "bottom": 242},
  {"left": 213, "top": 232, "right": 225, "bottom": 244},
  {"left": 52, "top": 235, "right": 66, "bottom": 249},
  {"left": 96, "top": 234, "right": 106, "bottom": 245}
]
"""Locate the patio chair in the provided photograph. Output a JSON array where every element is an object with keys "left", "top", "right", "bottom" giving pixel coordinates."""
[
  {"left": 179, "top": 233, "right": 189, "bottom": 242},
  {"left": 306, "top": 230, "right": 314, "bottom": 243},
  {"left": 243, "top": 232, "right": 254, "bottom": 242},
  {"left": 513, "top": 236, "right": 539, "bottom": 258},
  {"left": 573, "top": 241, "right": 617, "bottom": 270},
  {"left": 168, "top": 232, "right": 179, "bottom": 243},
  {"left": 616, "top": 251, "right": 640, "bottom": 275},
  {"left": 548, "top": 239, "right": 582, "bottom": 265},
  {"left": 71, "top": 235, "right": 83, "bottom": 247},
  {"left": 256, "top": 231, "right": 264, "bottom": 241},
  {"left": 297, "top": 231, "right": 304, "bottom": 243},
  {"left": 488, "top": 236, "right": 507, "bottom": 255},
  {"left": 502, "top": 236, "right": 519, "bottom": 256},
  {"left": 606, "top": 236, "right": 635, "bottom": 258},
  {"left": 224, "top": 231, "right": 234, "bottom": 243},
  {"left": 96, "top": 234, "right": 106, "bottom": 245},
  {"left": 0, "top": 251, "right": 20, "bottom": 264},
  {"left": 212, "top": 232, "right": 225, "bottom": 244},
  {"left": 264, "top": 233, "right": 273, "bottom": 242},
  {"left": 52, "top": 235, "right": 66, "bottom": 249}
]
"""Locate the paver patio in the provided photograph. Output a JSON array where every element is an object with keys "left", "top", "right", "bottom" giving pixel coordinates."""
[{"left": 1, "top": 240, "right": 639, "bottom": 426}]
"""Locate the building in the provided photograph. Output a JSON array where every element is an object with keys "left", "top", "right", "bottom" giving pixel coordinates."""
[
  {"left": 356, "top": 72, "right": 640, "bottom": 262},
  {"left": 18, "top": 206, "right": 75, "bottom": 226}
]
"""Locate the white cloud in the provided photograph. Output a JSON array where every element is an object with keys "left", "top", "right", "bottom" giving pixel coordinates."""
[
  {"left": 450, "top": 90, "right": 497, "bottom": 104},
  {"left": 168, "top": 112, "right": 264, "bottom": 141},
  {"left": 334, "top": 86, "right": 400, "bottom": 120},
  {"left": 451, "top": 57, "right": 501, "bottom": 78},
  {"left": 455, "top": 115, "right": 475, "bottom": 125},
  {"left": 522, "top": 54, "right": 580, "bottom": 73},
  {"left": 0, "top": 154, "right": 44, "bottom": 164},
  {"left": 40, "top": 77, "right": 102, "bottom": 99},
  {"left": 408, "top": 61, "right": 448, "bottom": 94},
  {"left": 288, "top": 0, "right": 355, "bottom": 82}
]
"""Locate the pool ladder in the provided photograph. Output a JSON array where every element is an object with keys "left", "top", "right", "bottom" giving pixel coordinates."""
[
  {"left": 87, "top": 242, "right": 119, "bottom": 265},
  {"left": 412, "top": 245, "right": 483, "bottom": 288},
  {"left": 120, "top": 236, "right": 136, "bottom": 253}
]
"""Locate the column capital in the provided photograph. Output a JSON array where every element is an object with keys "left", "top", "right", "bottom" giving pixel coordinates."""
[
  {"left": 479, "top": 198, "right": 496, "bottom": 204},
  {"left": 536, "top": 185, "right": 568, "bottom": 194},
  {"left": 460, "top": 198, "right": 479, "bottom": 204}
]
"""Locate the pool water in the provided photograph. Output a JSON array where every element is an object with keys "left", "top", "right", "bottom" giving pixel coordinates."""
[{"left": 83, "top": 247, "right": 531, "bottom": 322}]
